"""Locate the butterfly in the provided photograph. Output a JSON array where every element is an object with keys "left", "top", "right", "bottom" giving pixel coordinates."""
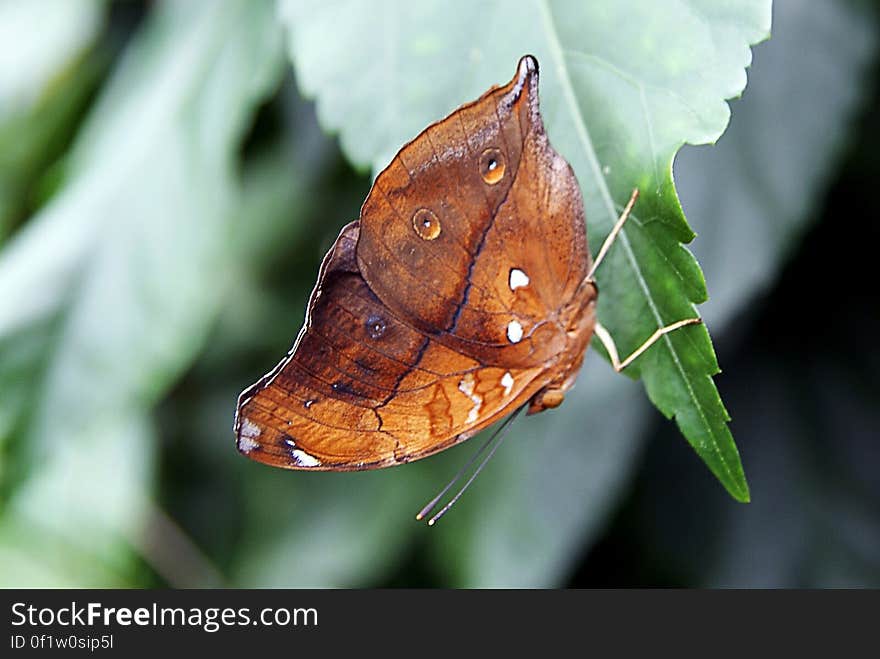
[{"left": 234, "top": 55, "right": 698, "bottom": 523}]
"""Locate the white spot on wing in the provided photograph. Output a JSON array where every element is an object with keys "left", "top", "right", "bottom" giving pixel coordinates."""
[
  {"left": 501, "top": 372, "right": 514, "bottom": 396},
  {"left": 507, "top": 320, "right": 523, "bottom": 343},
  {"left": 284, "top": 437, "right": 321, "bottom": 467},
  {"left": 458, "top": 373, "right": 483, "bottom": 424},
  {"left": 290, "top": 449, "right": 321, "bottom": 467},
  {"left": 238, "top": 418, "right": 261, "bottom": 453},
  {"left": 509, "top": 268, "right": 530, "bottom": 290}
]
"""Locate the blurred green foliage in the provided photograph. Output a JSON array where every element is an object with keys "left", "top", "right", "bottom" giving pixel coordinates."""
[{"left": 0, "top": 0, "right": 877, "bottom": 587}]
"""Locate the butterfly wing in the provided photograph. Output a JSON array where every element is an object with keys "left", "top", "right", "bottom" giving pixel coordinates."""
[
  {"left": 234, "top": 222, "right": 547, "bottom": 470},
  {"left": 356, "top": 55, "right": 591, "bottom": 369},
  {"left": 234, "top": 56, "right": 594, "bottom": 470}
]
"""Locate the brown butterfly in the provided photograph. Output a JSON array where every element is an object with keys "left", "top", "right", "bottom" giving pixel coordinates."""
[{"left": 234, "top": 55, "right": 698, "bottom": 523}]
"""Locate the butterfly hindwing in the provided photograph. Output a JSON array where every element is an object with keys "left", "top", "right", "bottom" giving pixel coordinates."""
[{"left": 234, "top": 222, "right": 548, "bottom": 470}]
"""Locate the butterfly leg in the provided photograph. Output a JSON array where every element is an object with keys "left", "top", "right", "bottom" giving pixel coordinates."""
[
  {"left": 587, "top": 188, "right": 640, "bottom": 280},
  {"left": 593, "top": 317, "right": 702, "bottom": 372}
]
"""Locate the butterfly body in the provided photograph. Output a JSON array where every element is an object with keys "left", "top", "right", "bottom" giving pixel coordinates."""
[{"left": 235, "top": 55, "right": 598, "bottom": 471}]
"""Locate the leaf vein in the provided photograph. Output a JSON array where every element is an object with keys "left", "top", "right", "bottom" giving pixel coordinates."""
[{"left": 539, "top": 0, "right": 737, "bottom": 486}]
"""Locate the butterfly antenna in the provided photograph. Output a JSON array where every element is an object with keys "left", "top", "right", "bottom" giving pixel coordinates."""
[
  {"left": 587, "top": 188, "right": 639, "bottom": 280},
  {"left": 416, "top": 404, "right": 526, "bottom": 526},
  {"left": 415, "top": 431, "right": 496, "bottom": 521}
]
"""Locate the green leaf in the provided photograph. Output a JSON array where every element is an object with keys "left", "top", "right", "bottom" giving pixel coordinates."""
[
  {"left": 629, "top": 0, "right": 879, "bottom": 588},
  {"left": 0, "top": 412, "right": 154, "bottom": 587},
  {"left": 281, "top": 0, "right": 767, "bottom": 501},
  {"left": 0, "top": 0, "right": 106, "bottom": 241},
  {"left": 0, "top": 0, "right": 103, "bottom": 114},
  {"left": 0, "top": 0, "right": 283, "bottom": 585}
]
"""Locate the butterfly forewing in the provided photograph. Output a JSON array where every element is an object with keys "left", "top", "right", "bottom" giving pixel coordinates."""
[{"left": 355, "top": 64, "right": 528, "bottom": 337}]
